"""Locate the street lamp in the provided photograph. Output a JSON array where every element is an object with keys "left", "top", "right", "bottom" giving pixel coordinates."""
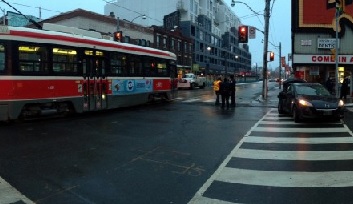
[
  {"left": 206, "top": 46, "right": 211, "bottom": 78},
  {"left": 235, "top": 55, "right": 239, "bottom": 75},
  {"left": 131, "top": 14, "right": 147, "bottom": 23}
]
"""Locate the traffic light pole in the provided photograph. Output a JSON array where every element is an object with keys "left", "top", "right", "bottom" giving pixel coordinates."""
[
  {"left": 262, "top": 0, "right": 271, "bottom": 100},
  {"left": 335, "top": 5, "right": 340, "bottom": 98}
]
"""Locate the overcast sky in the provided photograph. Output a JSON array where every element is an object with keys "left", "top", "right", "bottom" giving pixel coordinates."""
[{"left": 0, "top": 0, "right": 291, "bottom": 70}]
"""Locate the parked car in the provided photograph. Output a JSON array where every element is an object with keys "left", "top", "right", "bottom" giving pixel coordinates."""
[{"left": 277, "top": 82, "right": 345, "bottom": 123}]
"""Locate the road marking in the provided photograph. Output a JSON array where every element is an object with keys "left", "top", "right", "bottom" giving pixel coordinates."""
[
  {"left": 189, "top": 108, "right": 353, "bottom": 203},
  {"left": 0, "top": 177, "right": 34, "bottom": 204},
  {"left": 183, "top": 98, "right": 201, "bottom": 103},
  {"left": 252, "top": 126, "right": 347, "bottom": 132},
  {"left": 235, "top": 149, "right": 353, "bottom": 160}
]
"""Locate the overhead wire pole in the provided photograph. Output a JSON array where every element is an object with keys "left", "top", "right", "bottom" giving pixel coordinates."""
[
  {"left": 279, "top": 42, "right": 281, "bottom": 89},
  {"left": 262, "top": 0, "right": 271, "bottom": 100},
  {"left": 335, "top": 1, "right": 340, "bottom": 98}
]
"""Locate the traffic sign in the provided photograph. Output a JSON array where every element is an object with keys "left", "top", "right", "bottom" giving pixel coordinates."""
[{"left": 249, "top": 26, "right": 256, "bottom": 39}]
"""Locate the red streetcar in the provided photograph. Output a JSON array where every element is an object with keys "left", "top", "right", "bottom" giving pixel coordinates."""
[{"left": 0, "top": 24, "right": 177, "bottom": 121}]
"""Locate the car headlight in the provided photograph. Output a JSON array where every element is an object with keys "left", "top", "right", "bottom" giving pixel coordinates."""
[
  {"left": 338, "top": 99, "right": 345, "bottom": 107},
  {"left": 298, "top": 99, "right": 313, "bottom": 107}
]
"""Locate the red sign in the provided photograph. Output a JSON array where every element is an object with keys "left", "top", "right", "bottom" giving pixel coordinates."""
[
  {"left": 153, "top": 79, "right": 171, "bottom": 91},
  {"left": 299, "top": 0, "right": 353, "bottom": 30}
]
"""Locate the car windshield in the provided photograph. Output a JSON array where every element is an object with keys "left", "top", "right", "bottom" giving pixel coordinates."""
[
  {"left": 183, "top": 74, "right": 192, "bottom": 78},
  {"left": 296, "top": 84, "right": 331, "bottom": 96}
]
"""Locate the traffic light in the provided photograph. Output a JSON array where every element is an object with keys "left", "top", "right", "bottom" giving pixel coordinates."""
[
  {"left": 113, "top": 31, "right": 123, "bottom": 42},
  {"left": 269, "top": 51, "right": 275, "bottom": 61},
  {"left": 238, "top": 26, "right": 248, "bottom": 43}
]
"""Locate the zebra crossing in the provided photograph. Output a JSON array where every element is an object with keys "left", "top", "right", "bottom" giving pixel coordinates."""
[{"left": 189, "top": 108, "right": 353, "bottom": 204}]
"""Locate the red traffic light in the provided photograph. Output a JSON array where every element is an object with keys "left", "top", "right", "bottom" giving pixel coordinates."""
[
  {"left": 269, "top": 51, "right": 275, "bottom": 61},
  {"left": 238, "top": 26, "right": 248, "bottom": 43},
  {"left": 113, "top": 31, "right": 123, "bottom": 42}
]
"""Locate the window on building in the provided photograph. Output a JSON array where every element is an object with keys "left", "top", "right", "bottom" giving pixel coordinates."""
[
  {"left": 163, "top": 37, "right": 167, "bottom": 48},
  {"left": 156, "top": 34, "right": 160, "bottom": 47},
  {"left": 171, "top": 38, "right": 175, "bottom": 50}
]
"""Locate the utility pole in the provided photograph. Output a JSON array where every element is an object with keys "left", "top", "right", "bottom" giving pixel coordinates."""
[
  {"left": 279, "top": 42, "right": 282, "bottom": 89},
  {"left": 262, "top": 0, "right": 271, "bottom": 100},
  {"left": 335, "top": 2, "right": 340, "bottom": 98}
]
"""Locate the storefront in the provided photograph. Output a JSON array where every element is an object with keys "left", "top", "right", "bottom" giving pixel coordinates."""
[{"left": 293, "top": 54, "right": 352, "bottom": 95}]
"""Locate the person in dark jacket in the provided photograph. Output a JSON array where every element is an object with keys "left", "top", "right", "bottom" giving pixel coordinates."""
[
  {"left": 325, "top": 77, "right": 334, "bottom": 94},
  {"left": 340, "top": 77, "right": 349, "bottom": 99},
  {"left": 219, "top": 77, "right": 231, "bottom": 109},
  {"left": 229, "top": 75, "right": 236, "bottom": 107}
]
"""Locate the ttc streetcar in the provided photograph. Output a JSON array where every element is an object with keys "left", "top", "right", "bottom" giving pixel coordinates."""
[{"left": 0, "top": 24, "right": 177, "bottom": 121}]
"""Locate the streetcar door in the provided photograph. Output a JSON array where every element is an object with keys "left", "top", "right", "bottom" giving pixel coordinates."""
[{"left": 82, "top": 50, "right": 108, "bottom": 111}]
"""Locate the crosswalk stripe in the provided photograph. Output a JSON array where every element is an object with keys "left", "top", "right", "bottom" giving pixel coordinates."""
[
  {"left": 234, "top": 149, "right": 353, "bottom": 160},
  {"left": 0, "top": 177, "right": 34, "bottom": 204},
  {"left": 216, "top": 167, "right": 353, "bottom": 187},
  {"left": 252, "top": 126, "right": 347, "bottom": 132},
  {"left": 188, "top": 196, "right": 236, "bottom": 204},
  {"left": 245, "top": 136, "right": 353, "bottom": 143}
]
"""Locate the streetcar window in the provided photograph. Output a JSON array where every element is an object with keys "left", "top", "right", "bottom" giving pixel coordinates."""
[
  {"left": 18, "top": 46, "right": 48, "bottom": 73},
  {"left": 85, "top": 50, "right": 94, "bottom": 56},
  {"left": 52, "top": 48, "right": 78, "bottom": 74},
  {"left": 144, "top": 58, "right": 157, "bottom": 77},
  {"left": 0, "top": 44, "right": 5, "bottom": 72},
  {"left": 128, "top": 55, "right": 143, "bottom": 77},
  {"left": 110, "top": 52, "right": 126, "bottom": 76},
  {"left": 157, "top": 61, "right": 168, "bottom": 77}
]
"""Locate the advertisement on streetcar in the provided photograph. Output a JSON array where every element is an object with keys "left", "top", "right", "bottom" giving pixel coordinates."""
[{"left": 112, "top": 79, "right": 153, "bottom": 95}]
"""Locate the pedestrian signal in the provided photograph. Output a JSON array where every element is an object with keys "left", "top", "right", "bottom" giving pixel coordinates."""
[{"left": 238, "top": 26, "right": 248, "bottom": 43}]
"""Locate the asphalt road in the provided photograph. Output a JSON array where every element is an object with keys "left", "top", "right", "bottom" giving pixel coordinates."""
[
  {"left": 2, "top": 81, "right": 353, "bottom": 204},
  {"left": 0, "top": 93, "right": 272, "bottom": 203}
]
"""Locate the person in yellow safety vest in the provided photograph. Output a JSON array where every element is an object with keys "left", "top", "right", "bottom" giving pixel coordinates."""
[{"left": 213, "top": 77, "right": 222, "bottom": 106}]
